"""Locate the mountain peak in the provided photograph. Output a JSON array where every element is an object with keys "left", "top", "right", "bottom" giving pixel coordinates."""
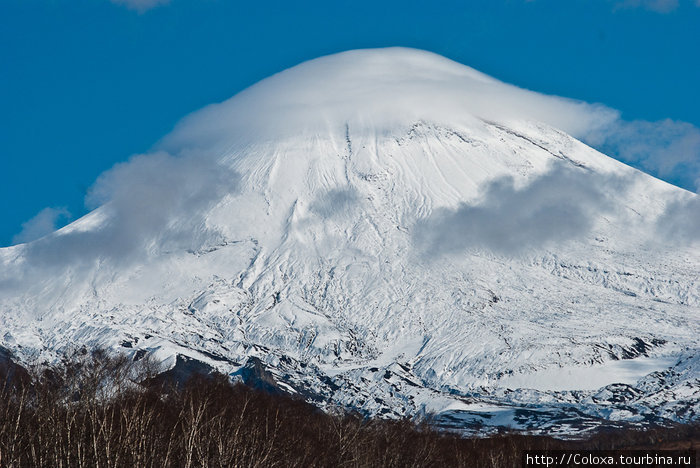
[
  {"left": 160, "top": 48, "right": 613, "bottom": 152},
  {"left": 1, "top": 49, "right": 697, "bottom": 436}
]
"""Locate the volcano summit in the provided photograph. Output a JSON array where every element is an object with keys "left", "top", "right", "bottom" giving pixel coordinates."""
[{"left": 1, "top": 48, "right": 698, "bottom": 434}]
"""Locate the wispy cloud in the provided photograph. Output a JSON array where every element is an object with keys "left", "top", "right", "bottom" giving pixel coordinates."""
[
  {"left": 527, "top": 0, "right": 697, "bottom": 12},
  {"left": 584, "top": 119, "right": 700, "bottom": 191},
  {"left": 615, "top": 0, "right": 680, "bottom": 12},
  {"left": 12, "top": 207, "right": 70, "bottom": 245},
  {"left": 20, "top": 150, "right": 239, "bottom": 268},
  {"left": 656, "top": 195, "right": 700, "bottom": 243},
  {"left": 613, "top": 0, "right": 700, "bottom": 11},
  {"left": 412, "top": 164, "right": 625, "bottom": 257},
  {"left": 310, "top": 188, "right": 360, "bottom": 219},
  {"left": 110, "top": 0, "right": 170, "bottom": 13}
]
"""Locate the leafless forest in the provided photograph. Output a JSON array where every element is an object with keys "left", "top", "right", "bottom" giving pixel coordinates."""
[{"left": 0, "top": 351, "right": 696, "bottom": 467}]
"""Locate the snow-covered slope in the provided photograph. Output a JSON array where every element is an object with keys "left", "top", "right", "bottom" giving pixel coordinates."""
[{"left": 1, "top": 48, "right": 698, "bottom": 434}]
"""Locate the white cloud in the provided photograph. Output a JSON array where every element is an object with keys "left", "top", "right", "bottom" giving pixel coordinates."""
[
  {"left": 110, "top": 0, "right": 170, "bottom": 13},
  {"left": 12, "top": 207, "right": 70, "bottom": 245},
  {"left": 159, "top": 48, "right": 621, "bottom": 153},
  {"left": 160, "top": 48, "right": 700, "bottom": 192}
]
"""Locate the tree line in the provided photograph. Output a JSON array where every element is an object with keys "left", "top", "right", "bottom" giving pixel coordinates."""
[{"left": 0, "top": 350, "right": 696, "bottom": 467}]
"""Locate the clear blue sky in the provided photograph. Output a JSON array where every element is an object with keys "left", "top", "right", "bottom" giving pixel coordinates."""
[{"left": 2, "top": 0, "right": 699, "bottom": 246}]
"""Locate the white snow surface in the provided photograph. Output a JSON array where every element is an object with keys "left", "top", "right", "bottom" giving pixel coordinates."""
[{"left": 1, "top": 48, "right": 698, "bottom": 434}]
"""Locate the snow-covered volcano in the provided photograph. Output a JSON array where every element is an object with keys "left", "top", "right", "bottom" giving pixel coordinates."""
[{"left": 1, "top": 48, "right": 698, "bottom": 434}]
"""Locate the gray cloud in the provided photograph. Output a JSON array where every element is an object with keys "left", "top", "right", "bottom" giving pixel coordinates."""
[
  {"left": 110, "top": 0, "right": 170, "bottom": 13},
  {"left": 413, "top": 165, "right": 623, "bottom": 257},
  {"left": 12, "top": 207, "right": 71, "bottom": 245},
  {"left": 584, "top": 119, "right": 700, "bottom": 191},
  {"left": 20, "top": 151, "right": 239, "bottom": 269},
  {"left": 310, "top": 188, "right": 360, "bottom": 218},
  {"left": 655, "top": 195, "right": 700, "bottom": 243}
]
